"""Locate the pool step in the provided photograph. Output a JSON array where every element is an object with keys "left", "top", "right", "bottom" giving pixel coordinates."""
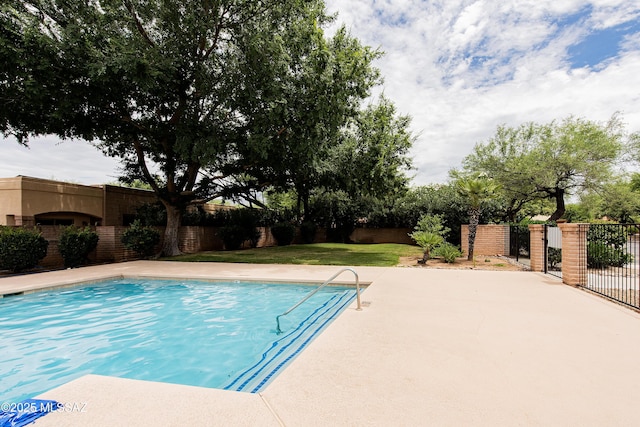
[{"left": 223, "top": 290, "right": 356, "bottom": 393}]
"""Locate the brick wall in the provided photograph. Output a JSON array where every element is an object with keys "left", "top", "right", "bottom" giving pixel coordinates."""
[
  {"left": 95, "top": 226, "right": 143, "bottom": 263},
  {"left": 350, "top": 228, "right": 413, "bottom": 244},
  {"left": 37, "top": 226, "right": 64, "bottom": 267},
  {"left": 528, "top": 224, "right": 545, "bottom": 272},
  {"left": 460, "top": 224, "right": 510, "bottom": 256},
  {"left": 178, "top": 226, "right": 223, "bottom": 252},
  {"left": 8, "top": 225, "right": 419, "bottom": 270},
  {"left": 36, "top": 225, "right": 101, "bottom": 267}
]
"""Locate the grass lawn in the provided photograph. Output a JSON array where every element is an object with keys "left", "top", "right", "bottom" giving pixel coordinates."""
[{"left": 165, "top": 243, "right": 423, "bottom": 267}]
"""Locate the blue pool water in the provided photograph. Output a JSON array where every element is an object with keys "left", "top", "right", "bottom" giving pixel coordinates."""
[{"left": 0, "top": 278, "right": 359, "bottom": 403}]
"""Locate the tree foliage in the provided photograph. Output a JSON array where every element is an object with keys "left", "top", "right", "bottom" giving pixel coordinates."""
[
  {"left": 563, "top": 177, "right": 640, "bottom": 223},
  {"left": 462, "top": 115, "right": 627, "bottom": 221},
  {"left": 205, "top": 22, "right": 382, "bottom": 215},
  {"left": 408, "top": 214, "right": 449, "bottom": 264},
  {"left": 58, "top": 226, "right": 99, "bottom": 268},
  {"left": 1, "top": 0, "right": 380, "bottom": 256},
  {"left": 326, "top": 97, "right": 414, "bottom": 201},
  {"left": 0, "top": 227, "right": 48, "bottom": 272},
  {"left": 121, "top": 220, "right": 160, "bottom": 258}
]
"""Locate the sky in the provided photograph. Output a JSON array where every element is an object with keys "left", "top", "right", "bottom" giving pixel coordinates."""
[{"left": 1, "top": 0, "right": 640, "bottom": 186}]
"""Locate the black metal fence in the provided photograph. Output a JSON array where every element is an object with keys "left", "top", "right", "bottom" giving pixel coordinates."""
[
  {"left": 580, "top": 223, "right": 639, "bottom": 310},
  {"left": 509, "top": 225, "right": 530, "bottom": 262}
]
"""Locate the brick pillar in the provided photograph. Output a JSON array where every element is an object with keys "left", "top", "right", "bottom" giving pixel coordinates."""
[
  {"left": 528, "top": 224, "right": 545, "bottom": 272},
  {"left": 558, "top": 223, "right": 589, "bottom": 286}
]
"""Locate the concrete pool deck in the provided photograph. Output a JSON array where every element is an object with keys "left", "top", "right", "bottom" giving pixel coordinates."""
[{"left": 2, "top": 261, "right": 640, "bottom": 426}]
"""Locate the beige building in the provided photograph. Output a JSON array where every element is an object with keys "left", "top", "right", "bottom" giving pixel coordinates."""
[{"left": 0, "top": 176, "right": 158, "bottom": 227}]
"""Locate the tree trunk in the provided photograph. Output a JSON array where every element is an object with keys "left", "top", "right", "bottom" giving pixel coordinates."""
[
  {"left": 548, "top": 188, "right": 565, "bottom": 222},
  {"left": 467, "top": 208, "right": 480, "bottom": 261},
  {"left": 419, "top": 248, "right": 430, "bottom": 264},
  {"left": 162, "top": 203, "right": 183, "bottom": 256}
]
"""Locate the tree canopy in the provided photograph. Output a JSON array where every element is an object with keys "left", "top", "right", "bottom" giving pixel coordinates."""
[
  {"left": 0, "top": 0, "right": 382, "bottom": 255},
  {"left": 462, "top": 114, "right": 628, "bottom": 221},
  {"left": 208, "top": 23, "right": 383, "bottom": 215},
  {"left": 327, "top": 96, "right": 414, "bottom": 199}
]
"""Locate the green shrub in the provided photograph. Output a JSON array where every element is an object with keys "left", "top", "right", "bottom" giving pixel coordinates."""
[
  {"left": 215, "top": 209, "right": 263, "bottom": 250},
  {"left": 587, "top": 242, "right": 632, "bottom": 269},
  {"left": 433, "top": 243, "right": 462, "bottom": 263},
  {"left": 409, "top": 214, "right": 450, "bottom": 264},
  {"left": 587, "top": 223, "right": 633, "bottom": 269},
  {"left": 412, "top": 214, "right": 450, "bottom": 239},
  {"left": 217, "top": 226, "right": 247, "bottom": 250},
  {"left": 58, "top": 226, "right": 99, "bottom": 268},
  {"left": 300, "top": 221, "right": 317, "bottom": 244},
  {"left": 0, "top": 227, "right": 48, "bottom": 272},
  {"left": 181, "top": 209, "right": 205, "bottom": 226},
  {"left": 121, "top": 220, "right": 160, "bottom": 258},
  {"left": 588, "top": 223, "right": 629, "bottom": 248},
  {"left": 270, "top": 222, "right": 296, "bottom": 246},
  {"left": 547, "top": 247, "right": 562, "bottom": 269},
  {"left": 247, "top": 227, "right": 262, "bottom": 248},
  {"left": 409, "top": 231, "right": 444, "bottom": 264},
  {"left": 308, "top": 190, "right": 359, "bottom": 243},
  {"left": 134, "top": 202, "right": 167, "bottom": 226}
]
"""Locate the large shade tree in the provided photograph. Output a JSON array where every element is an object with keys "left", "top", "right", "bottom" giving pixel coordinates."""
[
  {"left": 209, "top": 25, "right": 382, "bottom": 216},
  {"left": 1, "top": 0, "right": 373, "bottom": 255},
  {"left": 327, "top": 96, "right": 414, "bottom": 201},
  {"left": 463, "top": 115, "right": 627, "bottom": 222},
  {"left": 303, "top": 97, "right": 415, "bottom": 239}
]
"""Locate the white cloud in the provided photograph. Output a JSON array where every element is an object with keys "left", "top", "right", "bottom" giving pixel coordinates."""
[
  {"left": 1, "top": 136, "right": 122, "bottom": 185},
  {"left": 325, "top": 0, "right": 640, "bottom": 185},
  {"left": 1, "top": 1, "right": 639, "bottom": 188},
  {"left": 590, "top": 2, "right": 640, "bottom": 28}
]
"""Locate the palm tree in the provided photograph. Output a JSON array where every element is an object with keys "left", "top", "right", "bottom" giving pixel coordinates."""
[
  {"left": 409, "top": 231, "right": 444, "bottom": 264},
  {"left": 455, "top": 174, "right": 498, "bottom": 261}
]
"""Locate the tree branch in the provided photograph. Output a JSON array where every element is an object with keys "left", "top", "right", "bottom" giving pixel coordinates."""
[
  {"left": 130, "top": 134, "right": 161, "bottom": 195},
  {"left": 123, "top": 0, "right": 155, "bottom": 47}
]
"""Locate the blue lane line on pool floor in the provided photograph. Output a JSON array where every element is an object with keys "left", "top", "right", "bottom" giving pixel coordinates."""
[
  {"left": 249, "top": 291, "right": 356, "bottom": 393},
  {"left": 223, "top": 293, "right": 342, "bottom": 391},
  {"left": 224, "top": 290, "right": 356, "bottom": 393}
]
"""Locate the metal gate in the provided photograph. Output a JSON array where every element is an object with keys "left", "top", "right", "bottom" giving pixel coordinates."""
[
  {"left": 582, "top": 223, "right": 639, "bottom": 310},
  {"left": 544, "top": 224, "right": 562, "bottom": 278},
  {"left": 509, "top": 225, "right": 530, "bottom": 262}
]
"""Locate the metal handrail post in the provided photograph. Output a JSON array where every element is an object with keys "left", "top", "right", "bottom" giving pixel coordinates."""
[{"left": 276, "top": 267, "right": 362, "bottom": 334}]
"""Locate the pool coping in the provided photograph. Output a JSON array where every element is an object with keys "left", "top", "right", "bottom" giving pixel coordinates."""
[
  {"left": 0, "top": 263, "right": 372, "bottom": 298},
  {"left": 3, "top": 261, "right": 640, "bottom": 426}
]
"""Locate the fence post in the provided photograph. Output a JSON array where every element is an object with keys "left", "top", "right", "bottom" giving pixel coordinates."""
[
  {"left": 558, "top": 223, "right": 589, "bottom": 286},
  {"left": 528, "top": 224, "right": 545, "bottom": 272}
]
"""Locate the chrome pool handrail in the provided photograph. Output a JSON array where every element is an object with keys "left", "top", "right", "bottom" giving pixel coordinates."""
[{"left": 275, "top": 267, "right": 362, "bottom": 334}]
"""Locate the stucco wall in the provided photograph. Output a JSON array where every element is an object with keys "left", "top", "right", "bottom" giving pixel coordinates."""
[
  {"left": 0, "top": 177, "right": 103, "bottom": 226},
  {"left": 21, "top": 177, "right": 103, "bottom": 220},
  {"left": 0, "top": 177, "right": 161, "bottom": 227},
  {"left": 0, "top": 178, "right": 24, "bottom": 225},
  {"left": 103, "top": 185, "right": 158, "bottom": 226}
]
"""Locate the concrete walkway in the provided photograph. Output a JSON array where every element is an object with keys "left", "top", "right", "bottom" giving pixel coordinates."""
[{"left": 2, "top": 262, "right": 639, "bottom": 426}]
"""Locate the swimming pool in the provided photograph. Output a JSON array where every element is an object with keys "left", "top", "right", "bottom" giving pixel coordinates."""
[{"left": 0, "top": 278, "right": 360, "bottom": 403}]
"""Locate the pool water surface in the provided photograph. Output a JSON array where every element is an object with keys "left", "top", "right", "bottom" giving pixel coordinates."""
[{"left": 0, "top": 278, "right": 359, "bottom": 402}]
